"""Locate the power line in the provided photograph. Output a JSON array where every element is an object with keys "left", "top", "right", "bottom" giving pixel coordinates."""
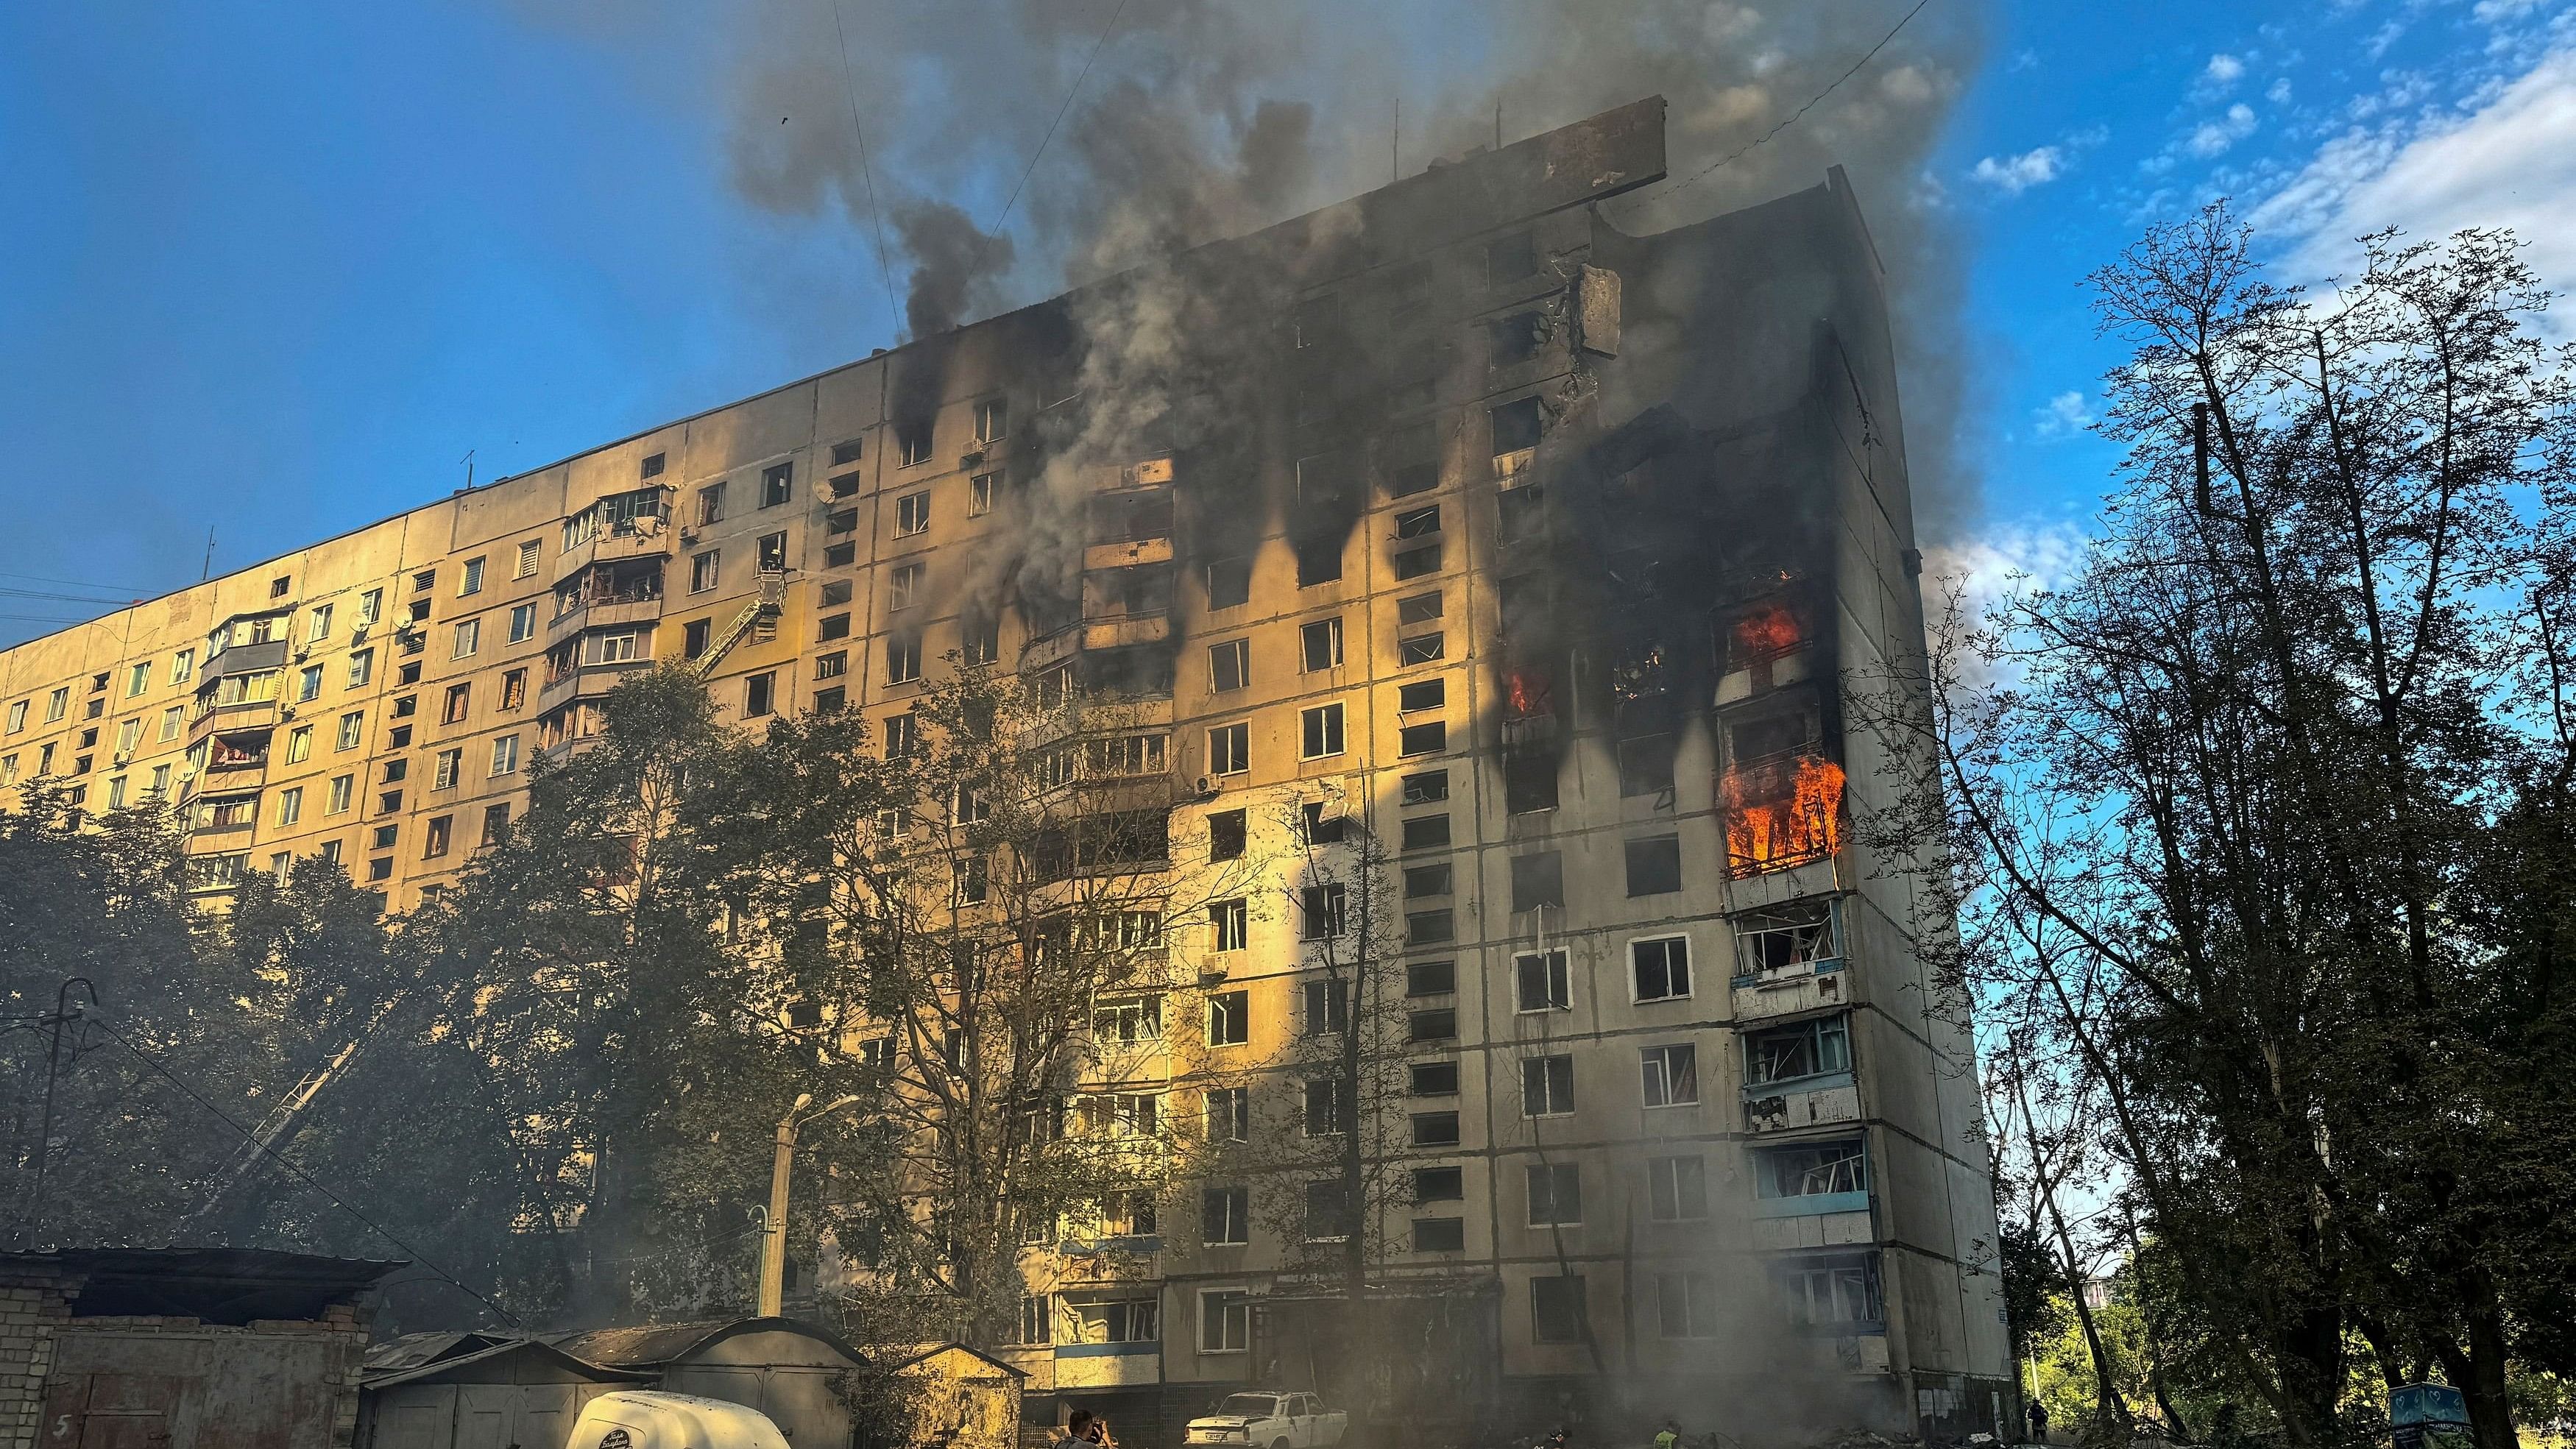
[
  {"left": 0, "top": 587, "right": 137, "bottom": 606},
  {"left": 0, "top": 569, "right": 153, "bottom": 594},
  {"left": 1617, "top": 0, "right": 1933, "bottom": 215},
  {"left": 81, "top": 1010, "right": 523, "bottom": 1327},
  {"left": 827, "top": 0, "right": 902, "bottom": 333},
  {"left": 991, "top": 0, "right": 1132, "bottom": 236}
]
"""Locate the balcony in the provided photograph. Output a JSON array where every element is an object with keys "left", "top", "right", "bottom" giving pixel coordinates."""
[
  {"left": 1732, "top": 956, "right": 1849, "bottom": 1022},
  {"left": 202, "top": 638, "right": 289, "bottom": 676},
  {"left": 1051, "top": 1342, "right": 1161, "bottom": 1389},
  {"left": 547, "top": 595, "right": 663, "bottom": 648},
  {"left": 553, "top": 504, "right": 676, "bottom": 583},
  {"left": 1742, "top": 1070, "right": 1861, "bottom": 1135},
  {"left": 189, "top": 698, "right": 278, "bottom": 744},
  {"left": 537, "top": 659, "right": 653, "bottom": 715}
]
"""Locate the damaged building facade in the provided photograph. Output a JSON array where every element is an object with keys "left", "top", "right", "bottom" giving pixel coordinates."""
[{"left": 0, "top": 99, "right": 2007, "bottom": 1438}]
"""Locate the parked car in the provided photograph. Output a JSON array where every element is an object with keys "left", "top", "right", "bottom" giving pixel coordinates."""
[
  {"left": 1184, "top": 1392, "right": 1348, "bottom": 1449},
  {"left": 565, "top": 1390, "right": 793, "bottom": 1449}
]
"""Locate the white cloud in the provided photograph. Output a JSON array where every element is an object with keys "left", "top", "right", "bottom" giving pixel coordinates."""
[
  {"left": 2031, "top": 391, "right": 2095, "bottom": 439},
  {"left": 2259, "top": 47, "right": 2576, "bottom": 304},
  {"left": 1924, "top": 521, "right": 2092, "bottom": 684},
  {"left": 1970, "top": 146, "right": 2065, "bottom": 195},
  {"left": 2267, "top": 77, "right": 2293, "bottom": 104},
  {"left": 2205, "top": 53, "right": 2248, "bottom": 86},
  {"left": 2187, "top": 103, "right": 2260, "bottom": 157}
]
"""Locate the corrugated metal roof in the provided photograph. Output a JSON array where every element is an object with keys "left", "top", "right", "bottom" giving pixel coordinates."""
[{"left": 548, "top": 1316, "right": 863, "bottom": 1369}]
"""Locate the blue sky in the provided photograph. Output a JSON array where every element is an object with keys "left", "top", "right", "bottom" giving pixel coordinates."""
[{"left": 3, "top": 0, "right": 2571, "bottom": 645}]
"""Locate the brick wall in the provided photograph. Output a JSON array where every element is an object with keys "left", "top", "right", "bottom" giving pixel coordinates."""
[{"left": 0, "top": 1267, "right": 79, "bottom": 1449}]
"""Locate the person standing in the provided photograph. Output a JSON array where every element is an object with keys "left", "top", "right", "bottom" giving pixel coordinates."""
[{"left": 2028, "top": 1400, "right": 2050, "bottom": 1444}]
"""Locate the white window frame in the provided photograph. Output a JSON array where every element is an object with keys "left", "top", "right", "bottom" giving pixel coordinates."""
[
  {"left": 491, "top": 734, "right": 520, "bottom": 776},
  {"left": 1640, "top": 1043, "right": 1699, "bottom": 1108},
  {"left": 1300, "top": 701, "right": 1345, "bottom": 760},
  {"left": 1513, "top": 949, "right": 1571, "bottom": 1014},
  {"left": 1198, "top": 1288, "right": 1250, "bottom": 1353},
  {"left": 1629, "top": 932, "right": 1694, "bottom": 1003},
  {"left": 459, "top": 556, "right": 486, "bottom": 596},
  {"left": 515, "top": 539, "right": 542, "bottom": 578},
  {"left": 509, "top": 602, "right": 537, "bottom": 643},
  {"left": 452, "top": 617, "right": 481, "bottom": 659}
]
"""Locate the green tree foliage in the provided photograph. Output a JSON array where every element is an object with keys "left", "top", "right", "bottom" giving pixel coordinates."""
[{"left": 1893, "top": 206, "right": 2576, "bottom": 1449}]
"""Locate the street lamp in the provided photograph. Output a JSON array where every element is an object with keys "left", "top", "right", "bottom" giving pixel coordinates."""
[{"left": 757, "top": 1090, "right": 863, "bottom": 1317}]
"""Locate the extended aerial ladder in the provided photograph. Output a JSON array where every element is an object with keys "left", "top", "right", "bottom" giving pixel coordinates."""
[{"left": 690, "top": 569, "right": 788, "bottom": 679}]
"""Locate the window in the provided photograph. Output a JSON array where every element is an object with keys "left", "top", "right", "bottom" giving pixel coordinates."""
[
  {"left": 1641, "top": 1044, "right": 1699, "bottom": 1108},
  {"left": 1754, "top": 1140, "right": 1868, "bottom": 1200},
  {"left": 336, "top": 712, "right": 365, "bottom": 751},
  {"left": 885, "top": 636, "right": 921, "bottom": 684},
  {"left": 367, "top": 856, "right": 393, "bottom": 882},
  {"left": 1624, "top": 833, "right": 1683, "bottom": 896},
  {"left": 889, "top": 563, "right": 921, "bottom": 611},
  {"left": 896, "top": 491, "right": 930, "bottom": 535},
  {"left": 1658, "top": 1273, "right": 1719, "bottom": 1339},
  {"left": 1203, "top": 1187, "right": 1250, "bottom": 1245},
  {"left": 1204, "top": 1088, "right": 1249, "bottom": 1144},
  {"left": 695, "top": 482, "right": 727, "bottom": 528},
  {"left": 679, "top": 620, "right": 712, "bottom": 661},
  {"left": 1300, "top": 617, "right": 1343, "bottom": 672},
  {"left": 347, "top": 650, "right": 374, "bottom": 689},
  {"left": 428, "top": 748, "right": 459, "bottom": 790},
  {"left": 1207, "top": 989, "right": 1249, "bottom": 1045},
  {"left": 745, "top": 672, "right": 776, "bottom": 718},
  {"left": 760, "top": 462, "right": 793, "bottom": 508},
  {"left": 641, "top": 451, "right": 666, "bottom": 478},
  {"left": 1206, "top": 556, "right": 1250, "bottom": 609},
  {"left": 1299, "top": 883, "right": 1346, "bottom": 940},
  {"left": 815, "top": 651, "right": 846, "bottom": 681},
  {"left": 1300, "top": 703, "right": 1345, "bottom": 759},
  {"left": 969, "top": 472, "right": 997, "bottom": 515},
  {"left": 1208, "top": 809, "right": 1246, "bottom": 861},
  {"left": 1304, "top": 1180, "right": 1354, "bottom": 1241},
  {"left": 897, "top": 423, "right": 932, "bottom": 467},
  {"left": 1526, "top": 1166, "right": 1585, "bottom": 1233},
  {"left": 446, "top": 619, "right": 479, "bottom": 660},
  {"left": 171, "top": 649, "right": 198, "bottom": 687},
  {"left": 1619, "top": 732, "right": 1677, "bottom": 798},
  {"left": 1094, "top": 996, "right": 1162, "bottom": 1045},
  {"left": 1746, "top": 1014, "right": 1853, "bottom": 1087},
  {"left": 1408, "top": 1009, "right": 1457, "bottom": 1044},
  {"left": 1493, "top": 395, "right": 1543, "bottom": 455},
  {"left": 1649, "top": 1155, "right": 1709, "bottom": 1222},
  {"left": 1415, "top": 1216, "right": 1466, "bottom": 1252},
  {"left": 294, "top": 664, "right": 322, "bottom": 702},
  {"left": 1395, "top": 505, "right": 1441, "bottom": 539},
  {"left": 1295, "top": 537, "right": 1342, "bottom": 586},
  {"left": 818, "top": 614, "right": 851, "bottom": 642},
  {"left": 1302, "top": 1079, "right": 1348, "bottom": 1136},
  {"left": 1505, "top": 752, "right": 1558, "bottom": 813},
  {"left": 46, "top": 689, "right": 68, "bottom": 723},
  {"left": 278, "top": 724, "right": 312, "bottom": 765},
  {"left": 830, "top": 437, "right": 864, "bottom": 467},
  {"left": 1398, "top": 720, "right": 1447, "bottom": 757},
  {"left": 1404, "top": 863, "right": 1452, "bottom": 899},
  {"left": 1406, "top": 909, "right": 1454, "bottom": 945},
  {"left": 516, "top": 539, "right": 542, "bottom": 578},
  {"left": 1085, "top": 733, "right": 1167, "bottom": 778},
  {"left": 1396, "top": 631, "right": 1449, "bottom": 667},
  {"left": 423, "top": 815, "right": 453, "bottom": 859},
  {"left": 393, "top": 694, "right": 418, "bottom": 719},
  {"left": 442, "top": 683, "right": 471, "bottom": 724},
  {"left": 974, "top": 396, "right": 1008, "bottom": 444},
  {"left": 682, "top": 550, "right": 719, "bottom": 595},
  {"left": 1633, "top": 935, "right": 1692, "bottom": 1002},
  {"left": 1776, "top": 1253, "right": 1883, "bottom": 1330},
  {"left": 273, "top": 786, "right": 303, "bottom": 826},
  {"left": 155, "top": 705, "right": 180, "bottom": 743},
  {"left": 490, "top": 734, "right": 520, "bottom": 776},
  {"left": 1393, "top": 544, "right": 1442, "bottom": 580},
  {"left": 1522, "top": 1055, "right": 1575, "bottom": 1117},
  {"left": 757, "top": 531, "right": 788, "bottom": 571},
  {"left": 1208, "top": 722, "right": 1248, "bottom": 776},
  {"left": 1209, "top": 639, "right": 1249, "bottom": 692},
  {"left": 1200, "top": 1290, "right": 1250, "bottom": 1353},
  {"left": 882, "top": 712, "right": 918, "bottom": 757},
  {"left": 1407, "top": 960, "right": 1456, "bottom": 996},
  {"left": 1737, "top": 902, "right": 1838, "bottom": 975},
  {"left": 824, "top": 542, "right": 856, "bottom": 567},
  {"left": 1513, "top": 949, "right": 1571, "bottom": 1012},
  {"left": 500, "top": 669, "right": 527, "bottom": 711},
  {"left": 507, "top": 602, "right": 537, "bottom": 644},
  {"left": 1205, "top": 896, "right": 1251, "bottom": 952},
  {"left": 1401, "top": 814, "right": 1451, "bottom": 851},
  {"left": 412, "top": 568, "right": 436, "bottom": 594},
  {"left": 118, "top": 663, "right": 144, "bottom": 701},
  {"left": 2, "top": 701, "right": 21, "bottom": 733},
  {"left": 1510, "top": 851, "right": 1563, "bottom": 914},
  {"left": 327, "top": 775, "right": 353, "bottom": 815},
  {"left": 459, "top": 557, "right": 486, "bottom": 597},
  {"left": 1301, "top": 979, "right": 1348, "bottom": 1035}
]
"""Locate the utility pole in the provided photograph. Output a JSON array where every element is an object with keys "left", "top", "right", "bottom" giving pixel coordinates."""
[
  {"left": 14, "top": 978, "right": 96, "bottom": 1236},
  {"left": 757, "top": 1091, "right": 862, "bottom": 1317}
]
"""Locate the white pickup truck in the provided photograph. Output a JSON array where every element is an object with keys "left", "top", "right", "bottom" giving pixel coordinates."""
[{"left": 1183, "top": 1392, "right": 1348, "bottom": 1449}]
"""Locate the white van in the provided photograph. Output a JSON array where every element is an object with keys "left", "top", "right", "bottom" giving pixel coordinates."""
[{"left": 563, "top": 1391, "right": 794, "bottom": 1449}]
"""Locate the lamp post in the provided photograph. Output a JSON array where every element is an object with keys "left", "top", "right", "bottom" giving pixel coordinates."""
[{"left": 758, "top": 1091, "right": 863, "bottom": 1317}]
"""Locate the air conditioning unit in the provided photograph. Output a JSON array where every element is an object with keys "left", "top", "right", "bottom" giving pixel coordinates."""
[
  {"left": 1195, "top": 776, "right": 1220, "bottom": 798},
  {"left": 681, "top": 529, "right": 701, "bottom": 546},
  {"left": 278, "top": 706, "right": 297, "bottom": 720},
  {"left": 294, "top": 647, "right": 311, "bottom": 662},
  {"left": 350, "top": 624, "right": 370, "bottom": 642},
  {"left": 112, "top": 751, "right": 132, "bottom": 767}
]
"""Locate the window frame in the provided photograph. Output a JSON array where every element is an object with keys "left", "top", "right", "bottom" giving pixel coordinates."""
[{"left": 1630, "top": 932, "right": 1694, "bottom": 1003}]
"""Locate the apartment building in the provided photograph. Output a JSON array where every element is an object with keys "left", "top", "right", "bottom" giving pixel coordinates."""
[{"left": 0, "top": 99, "right": 2009, "bottom": 1439}]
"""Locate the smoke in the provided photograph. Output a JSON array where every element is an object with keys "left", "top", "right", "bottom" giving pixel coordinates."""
[{"left": 891, "top": 200, "right": 1015, "bottom": 341}]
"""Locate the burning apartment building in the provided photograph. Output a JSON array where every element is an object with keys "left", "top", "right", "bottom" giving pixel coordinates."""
[{"left": 0, "top": 98, "right": 2007, "bottom": 1440}]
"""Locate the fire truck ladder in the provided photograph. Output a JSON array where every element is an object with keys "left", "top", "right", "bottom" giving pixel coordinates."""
[
  {"left": 184, "top": 997, "right": 400, "bottom": 1228},
  {"left": 691, "top": 570, "right": 787, "bottom": 680}
]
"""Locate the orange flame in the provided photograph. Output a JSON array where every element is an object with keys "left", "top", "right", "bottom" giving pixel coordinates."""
[
  {"left": 1725, "top": 755, "right": 1845, "bottom": 876},
  {"left": 1730, "top": 602, "right": 1802, "bottom": 665},
  {"left": 1504, "top": 667, "right": 1553, "bottom": 720}
]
